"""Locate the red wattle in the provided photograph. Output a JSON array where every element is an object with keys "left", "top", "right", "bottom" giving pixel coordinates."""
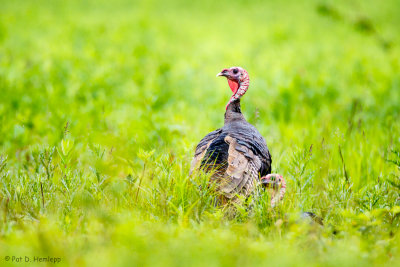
[{"left": 227, "top": 79, "right": 239, "bottom": 93}]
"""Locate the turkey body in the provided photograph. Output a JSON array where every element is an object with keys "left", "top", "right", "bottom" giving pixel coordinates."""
[{"left": 190, "top": 99, "right": 271, "bottom": 201}]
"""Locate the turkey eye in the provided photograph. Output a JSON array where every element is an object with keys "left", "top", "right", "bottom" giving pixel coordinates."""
[{"left": 232, "top": 68, "right": 238, "bottom": 74}]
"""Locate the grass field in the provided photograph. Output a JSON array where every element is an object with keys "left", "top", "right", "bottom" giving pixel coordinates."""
[{"left": 1, "top": 0, "right": 400, "bottom": 266}]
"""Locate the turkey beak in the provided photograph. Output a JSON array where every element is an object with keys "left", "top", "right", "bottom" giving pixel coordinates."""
[
  {"left": 217, "top": 69, "right": 228, "bottom": 77},
  {"left": 261, "top": 179, "right": 273, "bottom": 187},
  {"left": 261, "top": 179, "right": 278, "bottom": 189}
]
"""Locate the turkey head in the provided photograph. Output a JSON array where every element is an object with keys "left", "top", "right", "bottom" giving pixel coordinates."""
[
  {"left": 217, "top": 67, "right": 250, "bottom": 109},
  {"left": 261, "top": 174, "right": 286, "bottom": 208}
]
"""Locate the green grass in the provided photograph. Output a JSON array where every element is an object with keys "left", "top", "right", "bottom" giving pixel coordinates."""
[{"left": 1, "top": 0, "right": 400, "bottom": 266}]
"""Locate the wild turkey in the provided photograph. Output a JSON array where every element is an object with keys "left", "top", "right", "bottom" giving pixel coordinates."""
[{"left": 190, "top": 66, "right": 286, "bottom": 207}]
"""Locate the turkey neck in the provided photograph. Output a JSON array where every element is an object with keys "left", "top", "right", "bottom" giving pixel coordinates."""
[{"left": 224, "top": 99, "right": 245, "bottom": 124}]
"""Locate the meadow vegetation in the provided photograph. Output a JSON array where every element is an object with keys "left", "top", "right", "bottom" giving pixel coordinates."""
[{"left": 1, "top": 0, "right": 400, "bottom": 265}]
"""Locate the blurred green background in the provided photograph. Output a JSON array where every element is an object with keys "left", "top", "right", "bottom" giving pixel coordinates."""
[{"left": 1, "top": 0, "right": 400, "bottom": 266}]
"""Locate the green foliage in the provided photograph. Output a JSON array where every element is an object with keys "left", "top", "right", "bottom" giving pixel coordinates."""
[{"left": 0, "top": 0, "right": 400, "bottom": 265}]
